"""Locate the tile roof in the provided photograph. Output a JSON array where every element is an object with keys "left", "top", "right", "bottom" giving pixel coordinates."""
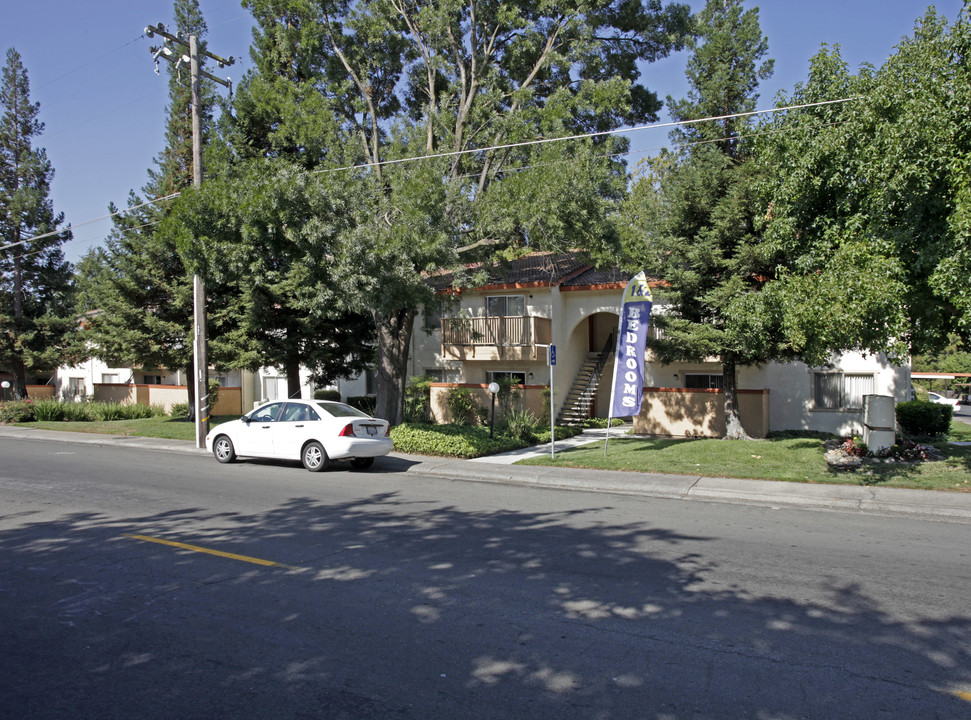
[
  {"left": 430, "top": 250, "right": 635, "bottom": 291},
  {"left": 560, "top": 264, "right": 633, "bottom": 288}
]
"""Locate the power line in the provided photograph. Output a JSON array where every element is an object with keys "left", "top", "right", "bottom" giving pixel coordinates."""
[
  {"left": 0, "top": 193, "right": 179, "bottom": 251},
  {"left": 5, "top": 96, "right": 859, "bottom": 252},
  {"left": 36, "top": 35, "right": 146, "bottom": 92},
  {"left": 313, "top": 97, "right": 860, "bottom": 175}
]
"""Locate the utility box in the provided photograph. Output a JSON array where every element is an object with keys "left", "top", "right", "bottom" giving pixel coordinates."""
[{"left": 863, "top": 394, "right": 896, "bottom": 453}]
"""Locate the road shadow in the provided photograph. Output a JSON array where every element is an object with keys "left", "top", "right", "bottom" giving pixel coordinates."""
[{"left": 1, "top": 486, "right": 969, "bottom": 719}]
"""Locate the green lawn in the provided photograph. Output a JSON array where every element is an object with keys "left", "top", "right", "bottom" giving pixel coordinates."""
[{"left": 519, "top": 425, "right": 971, "bottom": 493}]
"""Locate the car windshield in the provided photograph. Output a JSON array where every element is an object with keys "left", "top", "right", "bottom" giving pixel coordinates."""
[{"left": 314, "top": 401, "right": 372, "bottom": 419}]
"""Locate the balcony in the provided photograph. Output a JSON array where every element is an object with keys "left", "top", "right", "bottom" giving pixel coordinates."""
[{"left": 441, "top": 315, "right": 552, "bottom": 362}]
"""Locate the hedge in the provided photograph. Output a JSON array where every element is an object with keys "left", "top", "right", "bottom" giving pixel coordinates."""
[{"left": 895, "top": 400, "right": 952, "bottom": 437}]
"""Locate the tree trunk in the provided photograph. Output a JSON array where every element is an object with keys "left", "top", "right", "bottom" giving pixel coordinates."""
[
  {"left": 722, "top": 356, "right": 749, "bottom": 439},
  {"left": 372, "top": 307, "right": 416, "bottom": 425},
  {"left": 11, "top": 359, "right": 28, "bottom": 401},
  {"left": 285, "top": 356, "right": 303, "bottom": 400}
]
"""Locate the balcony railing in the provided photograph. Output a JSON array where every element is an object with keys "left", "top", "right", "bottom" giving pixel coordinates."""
[{"left": 441, "top": 316, "right": 551, "bottom": 351}]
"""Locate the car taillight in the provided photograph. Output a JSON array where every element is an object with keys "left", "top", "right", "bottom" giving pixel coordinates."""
[
  {"left": 339, "top": 423, "right": 356, "bottom": 437},
  {"left": 385, "top": 425, "right": 391, "bottom": 437}
]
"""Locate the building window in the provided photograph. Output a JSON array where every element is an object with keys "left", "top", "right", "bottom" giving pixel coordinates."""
[
  {"left": 365, "top": 368, "right": 377, "bottom": 395},
  {"left": 487, "top": 370, "right": 527, "bottom": 385},
  {"left": 264, "top": 376, "right": 287, "bottom": 401},
  {"left": 101, "top": 373, "right": 120, "bottom": 384},
  {"left": 143, "top": 375, "right": 162, "bottom": 385},
  {"left": 813, "top": 372, "right": 874, "bottom": 410},
  {"left": 486, "top": 295, "right": 525, "bottom": 317},
  {"left": 684, "top": 374, "right": 723, "bottom": 390},
  {"left": 424, "top": 368, "right": 461, "bottom": 383},
  {"left": 67, "top": 378, "right": 85, "bottom": 398}
]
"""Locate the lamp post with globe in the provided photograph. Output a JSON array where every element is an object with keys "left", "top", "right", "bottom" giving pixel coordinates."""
[{"left": 1, "top": 380, "right": 10, "bottom": 402}]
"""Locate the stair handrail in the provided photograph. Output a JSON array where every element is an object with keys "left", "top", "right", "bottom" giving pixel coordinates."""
[
  {"left": 575, "top": 333, "right": 615, "bottom": 400},
  {"left": 592, "top": 332, "right": 615, "bottom": 382},
  {"left": 556, "top": 333, "right": 616, "bottom": 424}
]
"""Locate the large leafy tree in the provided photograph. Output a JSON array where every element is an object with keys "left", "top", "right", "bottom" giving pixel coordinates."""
[
  {"left": 0, "top": 48, "right": 74, "bottom": 400},
  {"left": 233, "top": 0, "right": 691, "bottom": 422},
  {"left": 75, "top": 0, "right": 219, "bottom": 413},
  {"left": 753, "top": 6, "right": 971, "bottom": 361},
  {"left": 622, "top": 0, "right": 773, "bottom": 438},
  {"left": 165, "top": 160, "right": 376, "bottom": 398}
]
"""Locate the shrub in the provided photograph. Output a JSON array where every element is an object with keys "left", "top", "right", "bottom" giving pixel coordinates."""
[
  {"left": 533, "top": 425, "right": 584, "bottom": 444},
  {"left": 32, "top": 398, "right": 67, "bottom": 421},
  {"left": 445, "top": 386, "right": 482, "bottom": 425},
  {"left": 495, "top": 376, "right": 523, "bottom": 422},
  {"left": 313, "top": 388, "right": 341, "bottom": 401},
  {"left": 502, "top": 407, "right": 538, "bottom": 443},
  {"left": 403, "top": 376, "right": 433, "bottom": 423},
  {"left": 62, "top": 402, "right": 93, "bottom": 422},
  {"left": 581, "top": 417, "right": 628, "bottom": 429},
  {"left": 896, "top": 400, "right": 952, "bottom": 437},
  {"left": 115, "top": 403, "right": 162, "bottom": 420},
  {"left": 89, "top": 402, "right": 125, "bottom": 421},
  {"left": 391, "top": 422, "right": 527, "bottom": 458},
  {"left": 207, "top": 379, "right": 221, "bottom": 412},
  {"left": 169, "top": 402, "right": 190, "bottom": 419},
  {"left": 0, "top": 400, "right": 35, "bottom": 423},
  {"left": 347, "top": 395, "right": 376, "bottom": 415}
]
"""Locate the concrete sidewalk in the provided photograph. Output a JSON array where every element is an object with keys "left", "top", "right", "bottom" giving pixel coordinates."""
[{"left": 1, "top": 424, "right": 970, "bottom": 523}]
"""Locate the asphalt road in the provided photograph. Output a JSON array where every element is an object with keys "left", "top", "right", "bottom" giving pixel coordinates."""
[{"left": 1, "top": 437, "right": 969, "bottom": 719}]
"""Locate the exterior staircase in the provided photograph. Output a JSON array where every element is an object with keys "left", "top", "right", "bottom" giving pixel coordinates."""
[{"left": 556, "top": 335, "right": 614, "bottom": 426}]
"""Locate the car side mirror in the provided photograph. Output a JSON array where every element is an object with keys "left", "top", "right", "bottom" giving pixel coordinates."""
[{"left": 241, "top": 416, "right": 251, "bottom": 425}]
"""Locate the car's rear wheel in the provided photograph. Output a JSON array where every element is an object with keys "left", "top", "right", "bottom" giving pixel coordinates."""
[
  {"left": 350, "top": 457, "right": 374, "bottom": 470},
  {"left": 302, "top": 441, "right": 328, "bottom": 472},
  {"left": 213, "top": 435, "right": 236, "bottom": 463}
]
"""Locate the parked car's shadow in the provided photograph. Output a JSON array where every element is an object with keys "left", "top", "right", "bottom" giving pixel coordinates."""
[{"left": 228, "top": 454, "right": 422, "bottom": 473}]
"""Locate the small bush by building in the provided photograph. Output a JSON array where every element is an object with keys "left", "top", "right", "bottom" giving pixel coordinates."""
[{"left": 896, "top": 400, "right": 952, "bottom": 437}]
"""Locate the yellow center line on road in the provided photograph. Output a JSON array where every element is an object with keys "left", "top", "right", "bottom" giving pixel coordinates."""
[{"left": 122, "top": 533, "right": 302, "bottom": 570}]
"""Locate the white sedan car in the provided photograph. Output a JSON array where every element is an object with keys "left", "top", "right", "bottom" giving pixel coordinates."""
[
  {"left": 928, "top": 392, "right": 960, "bottom": 409},
  {"left": 206, "top": 399, "right": 393, "bottom": 471}
]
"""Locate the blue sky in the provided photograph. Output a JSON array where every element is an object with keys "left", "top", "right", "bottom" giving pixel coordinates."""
[{"left": 1, "top": 1, "right": 965, "bottom": 262}]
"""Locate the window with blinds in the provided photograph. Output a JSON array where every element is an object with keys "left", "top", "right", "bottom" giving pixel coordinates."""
[{"left": 813, "top": 372, "right": 874, "bottom": 410}]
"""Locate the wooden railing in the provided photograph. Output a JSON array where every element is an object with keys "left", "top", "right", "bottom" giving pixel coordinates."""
[{"left": 441, "top": 316, "right": 551, "bottom": 348}]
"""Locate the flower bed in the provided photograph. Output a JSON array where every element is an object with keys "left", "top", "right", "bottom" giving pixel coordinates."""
[{"left": 823, "top": 436, "right": 946, "bottom": 469}]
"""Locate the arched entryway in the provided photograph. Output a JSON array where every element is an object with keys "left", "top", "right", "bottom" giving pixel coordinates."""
[{"left": 557, "top": 311, "right": 619, "bottom": 422}]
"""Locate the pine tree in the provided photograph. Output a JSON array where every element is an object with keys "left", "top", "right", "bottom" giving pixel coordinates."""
[
  {"left": 626, "top": 0, "right": 773, "bottom": 439},
  {"left": 0, "top": 48, "right": 74, "bottom": 400}
]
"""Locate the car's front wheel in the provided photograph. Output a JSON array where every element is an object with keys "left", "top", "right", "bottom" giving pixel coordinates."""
[
  {"left": 213, "top": 435, "right": 236, "bottom": 463},
  {"left": 302, "top": 441, "right": 329, "bottom": 472},
  {"left": 350, "top": 457, "right": 374, "bottom": 470}
]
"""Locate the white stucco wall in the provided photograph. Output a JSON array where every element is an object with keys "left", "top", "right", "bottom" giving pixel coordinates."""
[
  {"left": 760, "top": 353, "right": 909, "bottom": 436},
  {"left": 645, "top": 352, "right": 909, "bottom": 436},
  {"left": 54, "top": 359, "right": 176, "bottom": 400},
  {"left": 345, "top": 285, "right": 912, "bottom": 435}
]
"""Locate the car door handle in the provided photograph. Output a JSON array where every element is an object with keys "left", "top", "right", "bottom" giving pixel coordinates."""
[{"left": 295, "top": 424, "right": 305, "bottom": 428}]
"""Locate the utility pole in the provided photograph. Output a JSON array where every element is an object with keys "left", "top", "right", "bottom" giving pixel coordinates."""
[{"left": 145, "top": 23, "right": 234, "bottom": 449}]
